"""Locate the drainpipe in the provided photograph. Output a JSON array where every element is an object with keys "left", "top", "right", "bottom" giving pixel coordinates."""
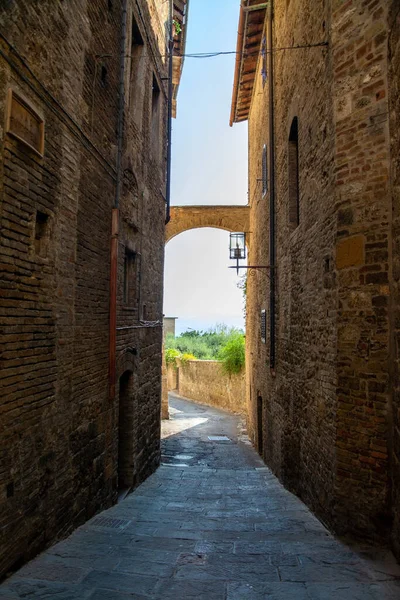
[
  {"left": 109, "top": 0, "right": 128, "bottom": 400},
  {"left": 165, "top": 0, "right": 174, "bottom": 224},
  {"left": 267, "top": 0, "right": 276, "bottom": 370}
]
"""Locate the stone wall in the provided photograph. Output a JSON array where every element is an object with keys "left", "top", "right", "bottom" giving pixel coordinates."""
[
  {"left": 389, "top": 0, "right": 400, "bottom": 560},
  {"left": 330, "top": 0, "right": 392, "bottom": 539},
  {"left": 0, "top": 0, "right": 167, "bottom": 578},
  {"left": 247, "top": 0, "right": 338, "bottom": 531},
  {"left": 245, "top": 0, "right": 394, "bottom": 543},
  {"left": 167, "top": 361, "right": 246, "bottom": 414},
  {"left": 167, "top": 362, "right": 178, "bottom": 391}
]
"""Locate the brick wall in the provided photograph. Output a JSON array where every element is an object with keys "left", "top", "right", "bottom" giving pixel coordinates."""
[
  {"left": 331, "top": 0, "right": 391, "bottom": 539},
  {"left": 247, "top": 0, "right": 338, "bottom": 529},
  {"left": 0, "top": 0, "right": 167, "bottom": 577},
  {"left": 245, "top": 0, "right": 394, "bottom": 543},
  {"left": 389, "top": 0, "right": 400, "bottom": 560}
]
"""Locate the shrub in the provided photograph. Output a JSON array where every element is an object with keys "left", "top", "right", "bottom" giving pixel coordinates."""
[
  {"left": 164, "top": 326, "right": 245, "bottom": 363},
  {"left": 218, "top": 334, "right": 245, "bottom": 375},
  {"left": 165, "top": 348, "right": 180, "bottom": 368},
  {"left": 181, "top": 353, "right": 196, "bottom": 365}
]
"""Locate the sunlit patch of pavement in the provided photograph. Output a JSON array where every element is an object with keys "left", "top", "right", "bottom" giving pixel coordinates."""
[{"left": 1, "top": 396, "right": 399, "bottom": 600}]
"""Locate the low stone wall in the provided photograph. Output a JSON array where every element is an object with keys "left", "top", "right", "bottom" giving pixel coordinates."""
[
  {"left": 167, "top": 360, "right": 246, "bottom": 414},
  {"left": 167, "top": 362, "right": 178, "bottom": 391}
]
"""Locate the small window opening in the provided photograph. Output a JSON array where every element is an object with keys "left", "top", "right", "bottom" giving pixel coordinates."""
[
  {"left": 35, "top": 211, "right": 49, "bottom": 257},
  {"left": 151, "top": 74, "right": 160, "bottom": 155},
  {"left": 108, "top": 0, "right": 113, "bottom": 10},
  {"left": 132, "top": 15, "right": 144, "bottom": 46},
  {"left": 262, "top": 144, "right": 268, "bottom": 196},
  {"left": 6, "top": 482, "right": 14, "bottom": 498},
  {"left": 126, "top": 14, "right": 145, "bottom": 113},
  {"left": 124, "top": 249, "right": 137, "bottom": 306},
  {"left": 288, "top": 117, "right": 299, "bottom": 228}
]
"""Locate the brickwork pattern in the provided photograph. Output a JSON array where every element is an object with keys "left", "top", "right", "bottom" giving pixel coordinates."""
[
  {"left": 245, "top": 0, "right": 395, "bottom": 544},
  {"left": 0, "top": 0, "right": 167, "bottom": 578},
  {"left": 389, "top": 0, "right": 400, "bottom": 560},
  {"left": 331, "top": 0, "right": 392, "bottom": 539},
  {"left": 246, "top": 0, "right": 338, "bottom": 530}
]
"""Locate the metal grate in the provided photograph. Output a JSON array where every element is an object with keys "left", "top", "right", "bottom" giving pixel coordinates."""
[
  {"left": 208, "top": 436, "right": 230, "bottom": 442},
  {"left": 91, "top": 516, "right": 131, "bottom": 530}
]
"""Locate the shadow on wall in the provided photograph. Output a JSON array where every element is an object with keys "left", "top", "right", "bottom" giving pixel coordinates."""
[{"left": 166, "top": 360, "right": 246, "bottom": 415}]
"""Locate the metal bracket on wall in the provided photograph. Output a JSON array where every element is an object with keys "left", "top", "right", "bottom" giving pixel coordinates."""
[{"left": 228, "top": 265, "right": 274, "bottom": 279}]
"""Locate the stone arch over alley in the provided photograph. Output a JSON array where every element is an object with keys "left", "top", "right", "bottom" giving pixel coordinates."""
[
  {"left": 163, "top": 205, "right": 250, "bottom": 420},
  {"left": 165, "top": 205, "right": 250, "bottom": 244}
]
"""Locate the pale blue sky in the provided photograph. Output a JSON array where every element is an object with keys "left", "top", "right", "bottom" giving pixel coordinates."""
[{"left": 164, "top": 0, "right": 248, "bottom": 334}]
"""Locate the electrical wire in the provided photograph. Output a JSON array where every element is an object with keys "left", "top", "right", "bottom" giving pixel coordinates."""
[{"left": 162, "top": 41, "right": 329, "bottom": 59}]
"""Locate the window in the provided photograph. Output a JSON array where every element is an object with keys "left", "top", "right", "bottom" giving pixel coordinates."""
[
  {"left": 6, "top": 90, "right": 44, "bottom": 157},
  {"left": 262, "top": 144, "right": 268, "bottom": 196},
  {"left": 151, "top": 74, "right": 160, "bottom": 155},
  {"left": 34, "top": 211, "right": 49, "bottom": 257},
  {"left": 288, "top": 117, "right": 299, "bottom": 228},
  {"left": 125, "top": 13, "right": 144, "bottom": 115},
  {"left": 123, "top": 249, "right": 137, "bottom": 306}
]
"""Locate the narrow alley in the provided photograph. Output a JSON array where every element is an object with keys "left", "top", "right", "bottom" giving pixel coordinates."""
[{"left": 1, "top": 396, "right": 399, "bottom": 600}]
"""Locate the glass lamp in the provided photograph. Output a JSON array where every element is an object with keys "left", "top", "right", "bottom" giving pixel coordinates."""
[{"left": 229, "top": 232, "right": 246, "bottom": 260}]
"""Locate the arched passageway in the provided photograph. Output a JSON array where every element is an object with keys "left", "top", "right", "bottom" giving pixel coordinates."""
[{"left": 165, "top": 205, "right": 250, "bottom": 244}]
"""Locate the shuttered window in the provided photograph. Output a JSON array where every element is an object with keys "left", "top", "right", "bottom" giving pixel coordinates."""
[
  {"left": 261, "top": 309, "right": 267, "bottom": 344},
  {"left": 262, "top": 144, "right": 268, "bottom": 197}
]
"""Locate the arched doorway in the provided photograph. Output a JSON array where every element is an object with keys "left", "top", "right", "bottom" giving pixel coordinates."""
[{"left": 118, "top": 370, "right": 135, "bottom": 492}]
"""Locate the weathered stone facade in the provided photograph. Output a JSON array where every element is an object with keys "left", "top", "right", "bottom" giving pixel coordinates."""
[
  {"left": 0, "top": 0, "right": 188, "bottom": 578},
  {"left": 231, "top": 0, "right": 400, "bottom": 555},
  {"left": 389, "top": 0, "right": 400, "bottom": 560},
  {"left": 167, "top": 360, "right": 246, "bottom": 414}
]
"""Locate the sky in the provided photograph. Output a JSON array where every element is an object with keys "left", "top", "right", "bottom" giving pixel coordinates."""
[{"left": 163, "top": 0, "right": 248, "bottom": 335}]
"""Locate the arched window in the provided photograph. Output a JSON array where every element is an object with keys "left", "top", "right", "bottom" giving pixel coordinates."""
[{"left": 288, "top": 117, "right": 299, "bottom": 228}]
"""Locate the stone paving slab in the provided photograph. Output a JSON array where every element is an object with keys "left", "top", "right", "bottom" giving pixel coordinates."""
[{"left": 1, "top": 396, "right": 400, "bottom": 599}]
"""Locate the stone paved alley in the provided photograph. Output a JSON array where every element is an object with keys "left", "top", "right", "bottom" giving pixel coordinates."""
[{"left": 1, "top": 396, "right": 400, "bottom": 599}]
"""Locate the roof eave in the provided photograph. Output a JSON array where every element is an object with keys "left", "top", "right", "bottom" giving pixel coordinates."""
[{"left": 229, "top": 1, "right": 267, "bottom": 127}]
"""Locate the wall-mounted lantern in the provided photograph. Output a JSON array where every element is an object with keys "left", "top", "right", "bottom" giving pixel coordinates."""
[
  {"left": 229, "top": 232, "right": 246, "bottom": 275},
  {"left": 229, "top": 231, "right": 273, "bottom": 278}
]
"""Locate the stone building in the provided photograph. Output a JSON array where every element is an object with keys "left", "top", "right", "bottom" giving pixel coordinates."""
[
  {"left": 0, "top": 0, "right": 188, "bottom": 578},
  {"left": 231, "top": 0, "right": 400, "bottom": 556},
  {"left": 163, "top": 316, "right": 178, "bottom": 339}
]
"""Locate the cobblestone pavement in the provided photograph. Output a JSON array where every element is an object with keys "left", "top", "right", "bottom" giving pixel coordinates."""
[{"left": 1, "top": 396, "right": 400, "bottom": 599}]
